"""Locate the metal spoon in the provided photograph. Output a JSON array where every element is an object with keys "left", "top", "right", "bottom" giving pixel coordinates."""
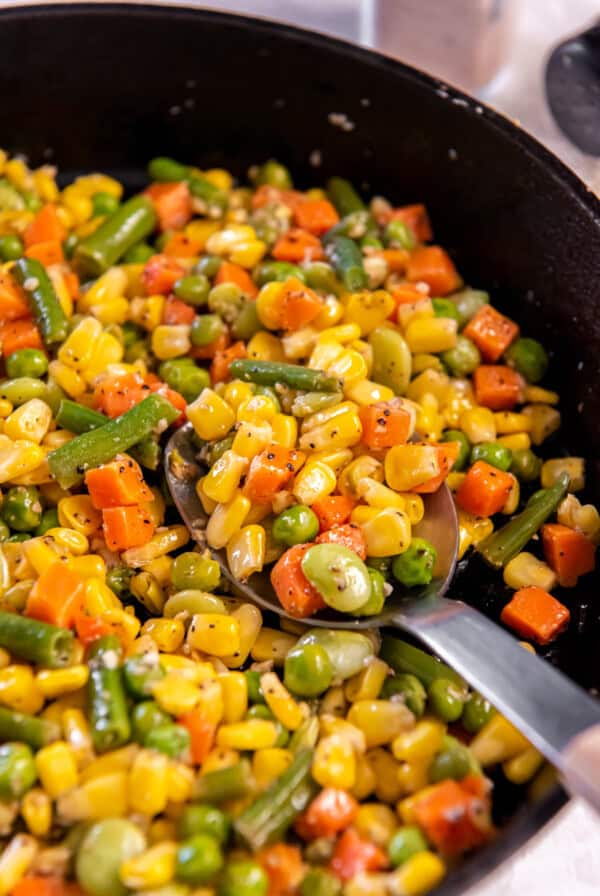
[{"left": 166, "top": 423, "right": 600, "bottom": 812}]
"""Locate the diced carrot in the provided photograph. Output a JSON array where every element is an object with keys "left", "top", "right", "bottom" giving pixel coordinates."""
[
  {"left": 190, "top": 328, "right": 230, "bottom": 361},
  {"left": 501, "top": 586, "right": 570, "bottom": 645},
  {"left": 178, "top": 709, "right": 216, "bottom": 764},
  {"left": 163, "top": 294, "right": 196, "bottom": 325},
  {"left": 149, "top": 382, "right": 187, "bottom": 420},
  {"left": 329, "top": 828, "right": 388, "bottom": 882},
  {"left": 210, "top": 340, "right": 247, "bottom": 384},
  {"left": 257, "top": 844, "right": 305, "bottom": 896},
  {"left": 391, "top": 283, "right": 427, "bottom": 308},
  {"left": 145, "top": 181, "right": 193, "bottom": 231},
  {"left": 26, "top": 563, "right": 85, "bottom": 628},
  {"left": 276, "top": 277, "right": 323, "bottom": 331},
  {"left": 412, "top": 778, "right": 494, "bottom": 856},
  {"left": 215, "top": 261, "right": 259, "bottom": 299},
  {"left": 388, "top": 204, "right": 433, "bottom": 242},
  {"left": 293, "top": 199, "right": 339, "bottom": 235},
  {"left": 295, "top": 789, "right": 359, "bottom": 840},
  {"left": 456, "top": 461, "right": 515, "bottom": 517},
  {"left": 316, "top": 523, "right": 367, "bottom": 560},
  {"left": 94, "top": 372, "right": 148, "bottom": 418},
  {"left": 63, "top": 270, "right": 80, "bottom": 300},
  {"left": 25, "top": 239, "right": 65, "bottom": 266},
  {"left": 24, "top": 203, "right": 66, "bottom": 248},
  {"left": 0, "top": 270, "right": 30, "bottom": 321},
  {"left": 11, "top": 877, "right": 71, "bottom": 896},
  {"left": 412, "top": 440, "right": 461, "bottom": 494},
  {"left": 74, "top": 611, "right": 113, "bottom": 647},
  {"left": 142, "top": 254, "right": 186, "bottom": 295},
  {"left": 272, "top": 228, "right": 324, "bottom": 263},
  {"left": 311, "top": 495, "right": 356, "bottom": 533},
  {"left": 473, "top": 365, "right": 522, "bottom": 411},
  {"left": 162, "top": 231, "right": 203, "bottom": 258},
  {"left": 243, "top": 445, "right": 305, "bottom": 504},
  {"left": 463, "top": 305, "right": 519, "bottom": 362},
  {"left": 0, "top": 318, "right": 43, "bottom": 356},
  {"left": 251, "top": 184, "right": 303, "bottom": 211},
  {"left": 382, "top": 248, "right": 410, "bottom": 273},
  {"left": 542, "top": 523, "right": 596, "bottom": 587},
  {"left": 359, "top": 400, "right": 412, "bottom": 450},
  {"left": 406, "top": 245, "right": 461, "bottom": 295},
  {"left": 85, "top": 455, "right": 153, "bottom": 509},
  {"left": 270, "top": 543, "right": 325, "bottom": 618},
  {"left": 102, "top": 504, "right": 155, "bottom": 552}
]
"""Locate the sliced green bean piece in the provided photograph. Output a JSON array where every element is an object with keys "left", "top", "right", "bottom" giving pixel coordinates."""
[
  {"left": 74, "top": 195, "right": 157, "bottom": 276},
  {"left": 13, "top": 258, "right": 68, "bottom": 345},
  {"left": 381, "top": 635, "right": 464, "bottom": 689},
  {"left": 326, "top": 177, "right": 366, "bottom": 216},
  {"left": 0, "top": 611, "right": 74, "bottom": 668},
  {"left": 327, "top": 235, "right": 368, "bottom": 291},
  {"left": 229, "top": 359, "right": 340, "bottom": 393}
]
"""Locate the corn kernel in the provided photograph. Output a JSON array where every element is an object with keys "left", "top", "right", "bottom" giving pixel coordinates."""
[
  {"left": 217, "top": 719, "right": 279, "bottom": 750},
  {"left": 57, "top": 771, "right": 129, "bottom": 821},
  {"left": 36, "top": 665, "right": 89, "bottom": 699},
  {"left": 469, "top": 713, "right": 530, "bottom": 766},
  {"left": 219, "top": 671, "right": 248, "bottom": 723},
  {"left": 541, "top": 457, "right": 585, "bottom": 492},
  {"left": 141, "top": 618, "right": 185, "bottom": 652},
  {"left": 166, "top": 762, "right": 195, "bottom": 803},
  {"left": 354, "top": 803, "right": 397, "bottom": 847},
  {"left": 3, "top": 399, "right": 52, "bottom": 444},
  {"left": 271, "top": 413, "right": 297, "bottom": 448},
  {"left": 390, "top": 850, "right": 445, "bottom": 896},
  {"left": 0, "top": 435, "right": 45, "bottom": 484},
  {"left": 246, "top": 330, "right": 286, "bottom": 361},
  {"left": 503, "top": 552, "right": 557, "bottom": 592},
  {"left": 21, "top": 788, "right": 52, "bottom": 837},
  {"left": 58, "top": 495, "right": 101, "bottom": 536},
  {"left": 35, "top": 741, "right": 79, "bottom": 798},
  {"left": 312, "top": 734, "right": 356, "bottom": 789},
  {"left": 366, "top": 748, "right": 403, "bottom": 803},
  {"left": 522, "top": 404, "right": 561, "bottom": 445},
  {"left": 187, "top": 613, "right": 241, "bottom": 657},
  {"left": 392, "top": 719, "right": 446, "bottom": 762},
  {"left": 523, "top": 385, "right": 559, "bottom": 405},
  {"left": 496, "top": 432, "right": 531, "bottom": 451},
  {"left": 222, "top": 603, "right": 262, "bottom": 668},
  {"left": 0, "top": 665, "right": 44, "bottom": 715},
  {"left": 345, "top": 659, "right": 389, "bottom": 703},
  {"left": 252, "top": 748, "right": 293, "bottom": 790},
  {"left": 459, "top": 406, "right": 497, "bottom": 444},
  {"left": 347, "top": 700, "right": 414, "bottom": 749},
  {"left": 0, "top": 834, "right": 38, "bottom": 895},
  {"left": 502, "top": 746, "right": 544, "bottom": 784},
  {"left": 558, "top": 494, "right": 600, "bottom": 543},
  {"left": 206, "top": 492, "right": 251, "bottom": 551},
  {"left": 61, "top": 708, "right": 94, "bottom": 768},
  {"left": 251, "top": 628, "right": 296, "bottom": 665},
  {"left": 360, "top": 508, "right": 411, "bottom": 557},
  {"left": 187, "top": 388, "right": 236, "bottom": 441},
  {"left": 261, "top": 671, "right": 306, "bottom": 730},
  {"left": 120, "top": 841, "right": 177, "bottom": 890},
  {"left": 128, "top": 748, "right": 169, "bottom": 815},
  {"left": 352, "top": 752, "right": 377, "bottom": 800}
]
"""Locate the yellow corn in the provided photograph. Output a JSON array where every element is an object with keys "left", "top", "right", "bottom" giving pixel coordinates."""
[
  {"left": 251, "top": 628, "right": 296, "bottom": 665},
  {"left": 82, "top": 577, "right": 121, "bottom": 616},
  {"left": 33, "top": 166, "right": 59, "bottom": 201},
  {"left": 407, "top": 370, "right": 451, "bottom": 407},
  {"left": 232, "top": 420, "right": 272, "bottom": 459},
  {"left": 5, "top": 157, "right": 32, "bottom": 189},
  {"left": 206, "top": 492, "right": 251, "bottom": 550},
  {"left": 356, "top": 478, "right": 405, "bottom": 511},
  {"left": 129, "top": 294, "right": 165, "bottom": 331},
  {"left": 61, "top": 708, "right": 94, "bottom": 767},
  {"left": 128, "top": 748, "right": 169, "bottom": 816},
  {"left": 246, "top": 330, "right": 285, "bottom": 361},
  {"left": 493, "top": 411, "right": 532, "bottom": 434},
  {"left": 0, "top": 399, "right": 13, "bottom": 418},
  {"left": 21, "top": 788, "right": 52, "bottom": 838},
  {"left": 320, "top": 716, "right": 366, "bottom": 753},
  {"left": 503, "top": 552, "right": 557, "bottom": 591},
  {"left": 226, "top": 524, "right": 266, "bottom": 581},
  {"left": 318, "top": 323, "right": 362, "bottom": 345},
  {"left": 46, "top": 527, "right": 89, "bottom": 555},
  {"left": 187, "top": 388, "right": 236, "bottom": 441},
  {"left": 236, "top": 393, "right": 279, "bottom": 424},
  {"left": 141, "top": 618, "right": 185, "bottom": 652},
  {"left": 256, "top": 281, "right": 286, "bottom": 330},
  {"left": 557, "top": 494, "right": 600, "bottom": 543},
  {"left": 121, "top": 525, "right": 189, "bottom": 566},
  {"left": 459, "top": 407, "right": 497, "bottom": 444},
  {"left": 151, "top": 323, "right": 192, "bottom": 360},
  {"left": 502, "top": 474, "right": 520, "bottom": 515},
  {"left": 58, "top": 316, "right": 102, "bottom": 369},
  {"left": 35, "top": 741, "right": 79, "bottom": 798},
  {"left": 196, "top": 477, "right": 218, "bottom": 515},
  {"left": 502, "top": 746, "right": 544, "bottom": 784},
  {"left": 66, "top": 554, "right": 107, "bottom": 579},
  {"left": 222, "top": 603, "right": 262, "bottom": 668},
  {"left": 343, "top": 290, "right": 395, "bottom": 335},
  {"left": 57, "top": 771, "right": 129, "bottom": 821},
  {"left": 469, "top": 713, "right": 530, "bottom": 766},
  {"left": 120, "top": 841, "right": 177, "bottom": 890},
  {"left": 58, "top": 494, "right": 101, "bottom": 536},
  {"left": 292, "top": 460, "right": 336, "bottom": 505},
  {"left": 345, "top": 659, "right": 389, "bottom": 702},
  {"left": 397, "top": 759, "right": 430, "bottom": 794},
  {"left": 36, "top": 665, "right": 89, "bottom": 699},
  {"left": 366, "top": 748, "right": 403, "bottom": 803},
  {"left": 457, "top": 510, "right": 494, "bottom": 560},
  {"left": 384, "top": 444, "right": 440, "bottom": 491},
  {"left": 392, "top": 718, "right": 446, "bottom": 762},
  {"left": 159, "top": 655, "right": 215, "bottom": 683},
  {"left": 0, "top": 650, "right": 9, "bottom": 671},
  {"left": 267, "top": 414, "right": 296, "bottom": 450},
  {"left": 314, "top": 294, "right": 344, "bottom": 329},
  {"left": 298, "top": 407, "right": 362, "bottom": 451},
  {"left": 201, "top": 747, "right": 240, "bottom": 775},
  {"left": 397, "top": 298, "right": 434, "bottom": 329},
  {"left": 320, "top": 686, "right": 347, "bottom": 719},
  {"left": 206, "top": 224, "right": 257, "bottom": 254},
  {"left": 0, "top": 665, "right": 44, "bottom": 715},
  {"left": 260, "top": 671, "right": 306, "bottom": 730},
  {"left": 405, "top": 317, "right": 457, "bottom": 353},
  {"left": 354, "top": 803, "right": 397, "bottom": 847},
  {"left": 80, "top": 745, "right": 139, "bottom": 783},
  {"left": 148, "top": 818, "right": 177, "bottom": 845},
  {"left": 78, "top": 266, "right": 127, "bottom": 309},
  {"left": 541, "top": 457, "right": 585, "bottom": 491},
  {"left": 522, "top": 404, "right": 561, "bottom": 445},
  {"left": 3, "top": 399, "right": 52, "bottom": 444},
  {"left": 411, "top": 353, "right": 444, "bottom": 375},
  {"left": 221, "top": 381, "right": 253, "bottom": 411},
  {"left": 47, "top": 360, "right": 87, "bottom": 397},
  {"left": 523, "top": 385, "right": 559, "bottom": 405},
  {"left": 152, "top": 674, "right": 202, "bottom": 716},
  {"left": 219, "top": 671, "right": 248, "bottom": 723},
  {"left": 352, "top": 752, "right": 377, "bottom": 800},
  {"left": 230, "top": 238, "right": 267, "bottom": 268},
  {"left": 347, "top": 700, "right": 414, "bottom": 749},
  {"left": 187, "top": 613, "right": 241, "bottom": 657},
  {"left": 391, "top": 851, "right": 445, "bottom": 896},
  {"left": 338, "top": 456, "right": 384, "bottom": 498},
  {"left": 89, "top": 296, "right": 129, "bottom": 325},
  {"left": 167, "top": 760, "right": 196, "bottom": 803},
  {"left": 360, "top": 508, "right": 411, "bottom": 557},
  {"left": 0, "top": 435, "right": 45, "bottom": 484},
  {"left": 217, "top": 719, "right": 279, "bottom": 750},
  {"left": 252, "top": 748, "right": 293, "bottom": 790},
  {"left": 497, "top": 432, "right": 531, "bottom": 451},
  {"left": 22, "top": 537, "right": 61, "bottom": 576},
  {"left": 282, "top": 326, "right": 319, "bottom": 361},
  {"left": 312, "top": 734, "right": 356, "bottom": 789},
  {"left": 0, "top": 834, "right": 38, "bottom": 896},
  {"left": 185, "top": 218, "right": 221, "bottom": 248}
]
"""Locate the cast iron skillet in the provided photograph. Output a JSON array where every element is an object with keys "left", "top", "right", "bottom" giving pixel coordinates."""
[{"left": 2, "top": 3, "right": 600, "bottom": 891}]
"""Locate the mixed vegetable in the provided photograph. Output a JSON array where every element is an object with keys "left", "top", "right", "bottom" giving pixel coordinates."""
[{"left": 0, "top": 149, "right": 597, "bottom": 896}]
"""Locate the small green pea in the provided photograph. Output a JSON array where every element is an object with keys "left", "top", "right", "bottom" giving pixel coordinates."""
[
  {"left": 470, "top": 441, "right": 512, "bottom": 472},
  {"left": 123, "top": 654, "right": 165, "bottom": 699},
  {"left": 392, "top": 538, "right": 437, "bottom": 588},
  {"left": 255, "top": 160, "right": 292, "bottom": 189},
  {"left": 191, "top": 314, "right": 225, "bottom": 347},
  {"left": 131, "top": 700, "right": 171, "bottom": 744},
  {"left": 245, "top": 669, "right": 266, "bottom": 704},
  {"left": 245, "top": 705, "right": 289, "bottom": 747},
  {"left": 304, "top": 262, "right": 341, "bottom": 295},
  {"left": 449, "top": 288, "right": 489, "bottom": 328},
  {"left": 177, "top": 834, "right": 224, "bottom": 884},
  {"left": 34, "top": 507, "right": 60, "bottom": 536},
  {"left": 119, "top": 321, "right": 143, "bottom": 349},
  {"left": 6, "top": 348, "right": 48, "bottom": 380},
  {"left": 441, "top": 334, "right": 481, "bottom": 376},
  {"left": 219, "top": 860, "right": 269, "bottom": 896},
  {"left": 232, "top": 301, "right": 262, "bottom": 340},
  {"left": 123, "top": 241, "right": 154, "bottom": 264},
  {"left": 302, "top": 543, "right": 372, "bottom": 613},
  {"left": 0, "top": 233, "right": 24, "bottom": 261},
  {"left": 505, "top": 337, "right": 548, "bottom": 383},
  {"left": 105, "top": 565, "right": 133, "bottom": 598},
  {"left": 272, "top": 505, "right": 319, "bottom": 547},
  {"left": 353, "top": 567, "right": 386, "bottom": 616},
  {"left": 194, "top": 255, "right": 222, "bottom": 278},
  {"left": 432, "top": 298, "right": 461, "bottom": 322},
  {"left": 63, "top": 233, "right": 78, "bottom": 259},
  {"left": 145, "top": 723, "right": 190, "bottom": 758},
  {"left": 1, "top": 486, "right": 43, "bottom": 532},
  {"left": 158, "top": 359, "right": 210, "bottom": 403},
  {"left": 0, "top": 742, "right": 37, "bottom": 799},
  {"left": 172, "top": 552, "right": 221, "bottom": 592},
  {"left": 23, "top": 192, "right": 42, "bottom": 212},
  {"left": 0, "top": 377, "right": 47, "bottom": 406},
  {"left": 174, "top": 274, "right": 210, "bottom": 306},
  {"left": 380, "top": 673, "right": 427, "bottom": 717},
  {"left": 124, "top": 339, "right": 152, "bottom": 365},
  {"left": 365, "top": 556, "right": 392, "bottom": 580},
  {"left": 429, "top": 735, "right": 472, "bottom": 783},
  {"left": 388, "top": 826, "right": 428, "bottom": 867},
  {"left": 284, "top": 643, "right": 333, "bottom": 697},
  {"left": 92, "top": 191, "right": 120, "bottom": 216},
  {"left": 360, "top": 232, "right": 383, "bottom": 250},
  {"left": 510, "top": 448, "right": 543, "bottom": 482},
  {"left": 178, "top": 804, "right": 231, "bottom": 845},
  {"left": 254, "top": 261, "right": 304, "bottom": 286},
  {"left": 428, "top": 677, "right": 466, "bottom": 723},
  {"left": 462, "top": 693, "right": 496, "bottom": 734},
  {"left": 0, "top": 521, "right": 9, "bottom": 542},
  {"left": 76, "top": 818, "right": 146, "bottom": 896},
  {"left": 440, "top": 430, "right": 471, "bottom": 471},
  {"left": 300, "top": 868, "right": 342, "bottom": 896},
  {"left": 208, "top": 283, "right": 244, "bottom": 324},
  {"left": 384, "top": 219, "right": 416, "bottom": 250}
]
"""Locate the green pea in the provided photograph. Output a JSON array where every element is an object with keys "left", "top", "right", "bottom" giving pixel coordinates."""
[
  {"left": 164, "top": 590, "right": 226, "bottom": 617},
  {"left": 284, "top": 643, "right": 333, "bottom": 697},
  {"left": 440, "top": 430, "right": 470, "bottom": 471},
  {"left": 505, "top": 337, "right": 548, "bottom": 383},
  {"left": 392, "top": 538, "right": 437, "bottom": 588},
  {"left": 428, "top": 677, "right": 466, "bottom": 722},
  {"left": 92, "top": 191, "right": 120, "bottom": 217},
  {"left": 63, "top": 233, "right": 79, "bottom": 259},
  {"left": 131, "top": 700, "right": 171, "bottom": 743},
  {"left": 219, "top": 860, "right": 269, "bottom": 896},
  {"left": 470, "top": 441, "right": 512, "bottom": 472},
  {"left": 254, "top": 261, "right": 305, "bottom": 286},
  {"left": 179, "top": 804, "right": 231, "bottom": 844},
  {"left": 174, "top": 274, "right": 210, "bottom": 306},
  {"left": 23, "top": 192, "right": 42, "bottom": 212},
  {"left": 432, "top": 298, "right": 461, "bottom": 322},
  {"left": 245, "top": 705, "right": 289, "bottom": 747},
  {"left": 366, "top": 556, "right": 392, "bottom": 580},
  {"left": 384, "top": 219, "right": 416, "bottom": 250},
  {"left": 387, "top": 826, "right": 428, "bottom": 867},
  {"left": 441, "top": 335, "right": 481, "bottom": 376},
  {"left": 369, "top": 326, "right": 412, "bottom": 396},
  {"left": 232, "top": 300, "right": 262, "bottom": 341},
  {"left": 353, "top": 567, "right": 386, "bottom": 616},
  {"left": 123, "top": 241, "right": 154, "bottom": 264},
  {"left": 76, "top": 818, "right": 146, "bottom": 896},
  {"left": 6, "top": 533, "right": 29, "bottom": 543},
  {"left": 301, "top": 869, "right": 342, "bottom": 896},
  {"left": 302, "top": 543, "right": 372, "bottom": 613},
  {"left": 5, "top": 348, "right": 48, "bottom": 380},
  {"left": 124, "top": 339, "right": 152, "bottom": 366},
  {"left": 0, "top": 377, "right": 47, "bottom": 406},
  {"left": 123, "top": 654, "right": 165, "bottom": 699},
  {"left": 0, "top": 742, "right": 37, "bottom": 799},
  {"left": 0, "top": 233, "right": 24, "bottom": 261},
  {"left": 272, "top": 505, "right": 319, "bottom": 547},
  {"left": 105, "top": 565, "right": 133, "bottom": 598},
  {"left": 449, "top": 288, "right": 489, "bottom": 328},
  {"left": 296, "top": 629, "right": 375, "bottom": 680},
  {"left": 0, "top": 521, "right": 9, "bottom": 542},
  {"left": 1, "top": 486, "right": 43, "bottom": 532},
  {"left": 429, "top": 735, "right": 472, "bottom": 783},
  {"left": 34, "top": 507, "right": 60, "bottom": 536},
  {"left": 510, "top": 448, "right": 542, "bottom": 482},
  {"left": 158, "top": 359, "right": 210, "bottom": 403},
  {"left": 194, "top": 255, "right": 222, "bottom": 278},
  {"left": 118, "top": 321, "right": 142, "bottom": 349},
  {"left": 172, "top": 552, "right": 221, "bottom": 592},
  {"left": 304, "top": 262, "right": 341, "bottom": 296},
  {"left": 462, "top": 693, "right": 496, "bottom": 734},
  {"left": 145, "top": 723, "right": 191, "bottom": 758},
  {"left": 208, "top": 283, "right": 244, "bottom": 324},
  {"left": 380, "top": 673, "right": 427, "bottom": 717},
  {"left": 177, "top": 834, "right": 224, "bottom": 884},
  {"left": 245, "top": 669, "right": 266, "bottom": 704},
  {"left": 361, "top": 233, "right": 383, "bottom": 250},
  {"left": 255, "top": 160, "right": 292, "bottom": 189},
  {"left": 191, "top": 314, "right": 225, "bottom": 347}
]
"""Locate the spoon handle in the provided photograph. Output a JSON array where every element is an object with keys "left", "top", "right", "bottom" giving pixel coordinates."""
[{"left": 394, "top": 596, "right": 600, "bottom": 813}]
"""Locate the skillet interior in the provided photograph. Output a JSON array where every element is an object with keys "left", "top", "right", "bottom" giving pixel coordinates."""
[{"left": 1, "top": 4, "right": 599, "bottom": 891}]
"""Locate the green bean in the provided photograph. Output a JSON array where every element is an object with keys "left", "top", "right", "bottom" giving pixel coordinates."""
[
  {"left": 164, "top": 590, "right": 226, "bottom": 618},
  {"left": 255, "top": 160, "right": 293, "bottom": 189},
  {"left": 369, "top": 326, "right": 412, "bottom": 395},
  {"left": 179, "top": 804, "right": 231, "bottom": 844},
  {"left": 219, "top": 861, "right": 269, "bottom": 896},
  {"left": 87, "top": 635, "right": 131, "bottom": 753},
  {"left": 74, "top": 195, "right": 157, "bottom": 276},
  {"left": 105, "top": 565, "right": 133, "bottom": 598},
  {"left": 291, "top": 391, "right": 343, "bottom": 417},
  {"left": 171, "top": 552, "right": 221, "bottom": 592},
  {"left": 229, "top": 359, "right": 340, "bottom": 393},
  {"left": 323, "top": 210, "right": 374, "bottom": 244},
  {"left": 302, "top": 543, "right": 372, "bottom": 613},
  {"left": 189, "top": 175, "right": 228, "bottom": 216},
  {"left": 388, "top": 827, "right": 428, "bottom": 867},
  {"left": 148, "top": 156, "right": 189, "bottom": 181},
  {"left": 296, "top": 630, "right": 375, "bottom": 681},
  {"left": 92, "top": 191, "right": 120, "bottom": 216},
  {"left": 0, "top": 376, "right": 47, "bottom": 406},
  {"left": 477, "top": 472, "right": 569, "bottom": 568},
  {"left": 254, "top": 261, "right": 305, "bottom": 286},
  {"left": 392, "top": 538, "right": 437, "bottom": 588},
  {"left": 75, "top": 818, "right": 146, "bottom": 896},
  {"left": 471, "top": 442, "right": 512, "bottom": 471},
  {"left": 174, "top": 273, "right": 210, "bottom": 306},
  {"left": 326, "top": 177, "right": 365, "bottom": 216},
  {"left": 193, "top": 759, "right": 253, "bottom": 804},
  {"left": 49, "top": 393, "right": 179, "bottom": 488},
  {"left": 385, "top": 219, "right": 416, "bottom": 251},
  {"left": 145, "top": 723, "right": 191, "bottom": 758},
  {"left": 449, "top": 287, "right": 489, "bottom": 328},
  {"left": 505, "top": 337, "right": 548, "bottom": 383},
  {"left": 0, "top": 706, "right": 60, "bottom": 748},
  {"left": 234, "top": 749, "right": 316, "bottom": 850},
  {"left": 440, "top": 430, "right": 470, "bottom": 471},
  {"left": 245, "top": 670, "right": 266, "bottom": 705},
  {"left": 131, "top": 700, "right": 171, "bottom": 744},
  {"left": 5, "top": 348, "right": 48, "bottom": 379},
  {"left": 288, "top": 716, "right": 320, "bottom": 753},
  {"left": 380, "top": 673, "right": 427, "bottom": 717},
  {"left": 123, "top": 653, "right": 165, "bottom": 699},
  {"left": 284, "top": 643, "right": 333, "bottom": 697},
  {"left": 1, "top": 485, "right": 43, "bottom": 532},
  {"left": 428, "top": 678, "right": 466, "bottom": 722},
  {"left": 0, "top": 610, "right": 75, "bottom": 668},
  {"left": 54, "top": 400, "right": 106, "bottom": 434},
  {"left": 0, "top": 742, "right": 37, "bottom": 799},
  {"left": 327, "top": 235, "right": 368, "bottom": 291},
  {"left": 381, "top": 635, "right": 464, "bottom": 688},
  {"left": 63, "top": 233, "right": 78, "bottom": 259},
  {"left": 202, "top": 434, "right": 235, "bottom": 467}
]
